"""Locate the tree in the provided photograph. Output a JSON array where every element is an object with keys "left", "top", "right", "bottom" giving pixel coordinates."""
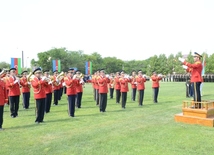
[{"left": 0, "top": 62, "right": 10, "bottom": 69}]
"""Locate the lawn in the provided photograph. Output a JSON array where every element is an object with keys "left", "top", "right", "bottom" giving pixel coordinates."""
[{"left": 0, "top": 81, "right": 214, "bottom": 155}]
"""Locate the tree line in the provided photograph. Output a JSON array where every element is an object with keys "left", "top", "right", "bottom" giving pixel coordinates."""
[{"left": 0, "top": 48, "right": 213, "bottom": 75}]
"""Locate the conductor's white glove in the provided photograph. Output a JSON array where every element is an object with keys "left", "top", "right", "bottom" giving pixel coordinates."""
[
  {"left": 178, "top": 57, "right": 185, "bottom": 63},
  {"left": 62, "top": 82, "right": 66, "bottom": 86},
  {"left": 14, "top": 79, "right": 19, "bottom": 84},
  {"left": 182, "top": 65, "right": 188, "bottom": 69}
]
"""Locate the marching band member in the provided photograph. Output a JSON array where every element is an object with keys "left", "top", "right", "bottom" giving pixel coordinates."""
[
  {"left": 97, "top": 69, "right": 110, "bottom": 112},
  {"left": 64, "top": 68, "right": 78, "bottom": 117},
  {"left": 20, "top": 71, "right": 31, "bottom": 109},
  {"left": 0, "top": 68, "right": 8, "bottom": 130},
  {"left": 31, "top": 68, "right": 48, "bottom": 123},
  {"left": 3, "top": 70, "right": 10, "bottom": 105},
  {"left": 95, "top": 70, "right": 100, "bottom": 106},
  {"left": 43, "top": 70, "right": 53, "bottom": 113},
  {"left": 108, "top": 73, "right": 114, "bottom": 99},
  {"left": 136, "top": 70, "right": 146, "bottom": 106},
  {"left": 91, "top": 71, "right": 97, "bottom": 101},
  {"left": 114, "top": 71, "right": 121, "bottom": 104},
  {"left": 151, "top": 71, "right": 162, "bottom": 103},
  {"left": 52, "top": 70, "right": 60, "bottom": 106},
  {"left": 75, "top": 70, "right": 84, "bottom": 108},
  {"left": 119, "top": 71, "right": 131, "bottom": 109},
  {"left": 178, "top": 52, "right": 203, "bottom": 108},
  {"left": 6, "top": 68, "right": 21, "bottom": 118},
  {"left": 130, "top": 70, "right": 137, "bottom": 101}
]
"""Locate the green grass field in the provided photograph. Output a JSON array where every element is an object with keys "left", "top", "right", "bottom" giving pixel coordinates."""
[{"left": 1, "top": 81, "right": 214, "bottom": 155}]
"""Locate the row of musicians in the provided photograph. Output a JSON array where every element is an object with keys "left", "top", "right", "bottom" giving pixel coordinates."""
[
  {"left": 0, "top": 67, "right": 84, "bottom": 127},
  {"left": 91, "top": 69, "right": 163, "bottom": 112}
]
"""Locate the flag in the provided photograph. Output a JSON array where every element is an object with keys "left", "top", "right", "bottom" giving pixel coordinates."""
[
  {"left": 201, "top": 55, "right": 206, "bottom": 76},
  {"left": 11, "top": 58, "right": 21, "bottom": 74},
  {"left": 52, "top": 60, "right": 61, "bottom": 72},
  {"left": 85, "top": 61, "right": 92, "bottom": 75}
]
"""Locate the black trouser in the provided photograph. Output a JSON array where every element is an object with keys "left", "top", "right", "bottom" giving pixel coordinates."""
[
  {"left": 95, "top": 89, "right": 99, "bottom": 105},
  {"left": 109, "top": 88, "right": 114, "bottom": 99},
  {"left": 132, "top": 88, "right": 137, "bottom": 101},
  {"left": 54, "top": 89, "right": 60, "bottom": 105},
  {"left": 100, "top": 93, "right": 107, "bottom": 112},
  {"left": 64, "top": 86, "right": 67, "bottom": 94},
  {"left": 9, "top": 95, "right": 20, "bottom": 117},
  {"left": 192, "top": 82, "right": 201, "bottom": 108},
  {"left": 45, "top": 93, "right": 52, "bottom": 113},
  {"left": 76, "top": 92, "right": 83, "bottom": 108},
  {"left": 23, "top": 92, "right": 30, "bottom": 109},
  {"left": 59, "top": 87, "right": 63, "bottom": 100},
  {"left": 7, "top": 90, "right": 9, "bottom": 105},
  {"left": 153, "top": 87, "right": 159, "bottom": 103},
  {"left": 121, "top": 92, "right": 127, "bottom": 108},
  {"left": 68, "top": 95, "right": 76, "bottom": 117},
  {"left": 138, "top": 90, "right": 144, "bottom": 105},
  {"left": 93, "top": 88, "right": 96, "bottom": 101},
  {"left": 186, "top": 85, "right": 190, "bottom": 97},
  {"left": 35, "top": 98, "right": 45, "bottom": 123},
  {"left": 116, "top": 89, "right": 121, "bottom": 103},
  {"left": 0, "top": 106, "right": 4, "bottom": 128}
]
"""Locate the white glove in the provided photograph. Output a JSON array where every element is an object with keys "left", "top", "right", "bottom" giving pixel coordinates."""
[
  {"left": 14, "top": 79, "right": 19, "bottom": 84},
  {"left": 73, "top": 75, "right": 77, "bottom": 79},
  {"left": 105, "top": 75, "right": 109, "bottom": 78},
  {"left": 134, "top": 82, "right": 137, "bottom": 84},
  {"left": 158, "top": 74, "right": 162, "bottom": 77},
  {"left": 182, "top": 65, "right": 188, "bottom": 69},
  {"left": 178, "top": 57, "right": 185, "bottom": 63},
  {"left": 62, "top": 82, "right": 66, "bottom": 86},
  {"left": 143, "top": 74, "right": 147, "bottom": 78},
  {"left": 110, "top": 84, "right": 113, "bottom": 87},
  {"left": 80, "top": 79, "right": 84, "bottom": 84},
  {"left": 27, "top": 82, "right": 31, "bottom": 85},
  {"left": 56, "top": 79, "right": 59, "bottom": 82},
  {"left": 41, "top": 76, "right": 46, "bottom": 81},
  {"left": 48, "top": 81, "right": 52, "bottom": 85}
]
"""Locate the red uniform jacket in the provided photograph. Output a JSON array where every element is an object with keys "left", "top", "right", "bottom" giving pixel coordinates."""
[
  {"left": 52, "top": 76, "right": 60, "bottom": 90},
  {"left": 76, "top": 79, "right": 83, "bottom": 93},
  {"left": 6, "top": 76, "right": 21, "bottom": 96},
  {"left": 183, "top": 60, "right": 203, "bottom": 82},
  {"left": 151, "top": 75, "right": 162, "bottom": 88},
  {"left": 20, "top": 77, "right": 31, "bottom": 93},
  {"left": 91, "top": 76, "right": 96, "bottom": 89},
  {"left": 131, "top": 76, "right": 137, "bottom": 89},
  {"left": 94, "top": 76, "right": 100, "bottom": 90},
  {"left": 97, "top": 76, "right": 110, "bottom": 93},
  {"left": 0, "top": 79, "right": 8, "bottom": 105},
  {"left": 44, "top": 83, "right": 53, "bottom": 94},
  {"left": 114, "top": 77, "right": 121, "bottom": 90},
  {"left": 119, "top": 78, "right": 130, "bottom": 92},
  {"left": 31, "top": 77, "right": 48, "bottom": 99},
  {"left": 64, "top": 76, "right": 78, "bottom": 95},
  {"left": 136, "top": 76, "right": 146, "bottom": 90}
]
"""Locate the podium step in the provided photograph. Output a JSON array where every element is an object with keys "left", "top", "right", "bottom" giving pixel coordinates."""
[{"left": 174, "top": 113, "right": 214, "bottom": 127}]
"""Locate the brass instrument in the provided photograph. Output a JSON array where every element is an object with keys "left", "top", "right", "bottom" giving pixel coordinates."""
[
  {"left": 56, "top": 71, "right": 64, "bottom": 80},
  {"left": 27, "top": 72, "right": 33, "bottom": 82},
  {"left": 0, "top": 69, "right": 6, "bottom": 78}
]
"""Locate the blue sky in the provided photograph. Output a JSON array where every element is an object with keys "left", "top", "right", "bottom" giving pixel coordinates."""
[{"left": 0, "top": 0, "right": 214, "bottom": 67}]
